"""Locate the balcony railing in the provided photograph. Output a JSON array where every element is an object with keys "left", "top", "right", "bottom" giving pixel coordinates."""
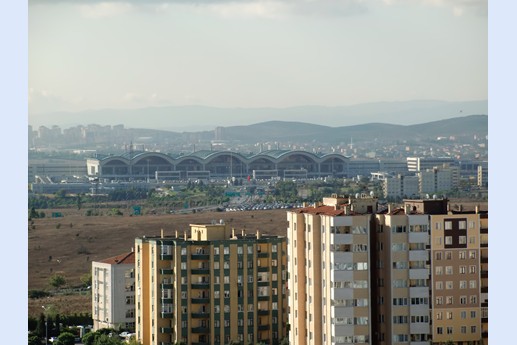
[
  {"left": 191, "top": 298, "right": 211, "bottom": 304},
  {"left": 160, "top": 327, "right": 173, "bottom": 334},
  {"left": 191, "top": 268, "right": 210, "bottom": 275},
  {"left": 160, "top": 268, "right": 174, "bottom": 275},
  {"left": 191, "top": 254, "right": 210, "bottom": 260},
  {"left": 191, "top": 327, "right": 210, "bottom": 334},
  {"left": 191, "top": 282, "right": 210, "bottom": 289},
  {"left": 191, "top": 312, "right": 210, "bottom": 318}
]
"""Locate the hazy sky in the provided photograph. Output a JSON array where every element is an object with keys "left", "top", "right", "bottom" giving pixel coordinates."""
[{"left": 29, "top": 0, "right": 487, "bottom": 117}]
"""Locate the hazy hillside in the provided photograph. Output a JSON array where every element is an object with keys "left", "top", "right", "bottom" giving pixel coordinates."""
[{"left": 29, "top": 99, "right": 488, "bottom": 132}]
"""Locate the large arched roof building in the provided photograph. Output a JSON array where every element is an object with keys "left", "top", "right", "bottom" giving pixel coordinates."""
[{"left": 86, "top": 150, "right": 354, "bottom": 181}]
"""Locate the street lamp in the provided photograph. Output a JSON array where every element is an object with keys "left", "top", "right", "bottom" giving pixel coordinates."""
[{"left": 41, "top": 306, "right": 48, "bottom": 345}]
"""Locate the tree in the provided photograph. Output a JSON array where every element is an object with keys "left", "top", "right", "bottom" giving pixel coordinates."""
[
  {"left": 80, "top": 272, "right": 92, "bottom": 288},
  {"left": 49, "top": 274, "right": 66, "bottom": 290},
  {"left": 55, "top": 332, "right": 75, "bottom": 345},
  {"left": 36, "top": 313, "right": 46, "bottom": 338},
  {"left": 28, "top": 335, "right": 42, "bottom": 345},
  {"left": 82, "top": 332, "right": 95, "bottom": 345},
  {"left": 94, "top": 333, "right": 123, "bottom": 345}
]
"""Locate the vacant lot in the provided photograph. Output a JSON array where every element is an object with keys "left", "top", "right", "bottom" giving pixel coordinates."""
[{"left": 28, "top": 207, "right": 288, "bottom": 317}]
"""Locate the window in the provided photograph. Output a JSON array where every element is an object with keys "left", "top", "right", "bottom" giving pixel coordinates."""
[
  {"left": 469, "top": 221, "right": 476, "bottom": 229},
  {"left": 459, "top": 220, "right": 467, "bottom": 229},
  {"left": 469, "top": 250, "right": 476, "bottom": 259},
  {"left": 435, "top": 266, "right": 443, "bottom": 275},
  {"left": 460, "top": 296, "right": 467, "bottom": 304},
  {"left": 471, "top": 311, "right": 477, "bottom": 318},
  {"left": 214, "top": 261, "right": 219, "bottom": 269},
  {"left": 436, "top": 312, "right": 443, "bottom": 320},
  {"left": 436, "top": 281, "right": 443, "bottom": 290},
  {"left": 445, "top": 236, "right": 452, "bottom": 245},
  {"left": 446, "top": 296, "right": 453, "bottom": 305},
  {"left": 459, "top": 251, "right": 466, "bottom": 259},
  {"left": 435, "top": 222, "right": 442, "bottom": 230},
  {"left": 224, "top": 246, "right": 229, "bottom": 254},
  {"left": 470, "top": 295, "right": 477, "bottom": 304},
  {"left": 445, "top": 266, "right": 453, "bottom": 275},
  {"left": 181, "top": 248, "right": 187, "bottom": 255},
  {"left": 469, "top": 280, "right": 477, "bottom": 289},
  {"left": 435, "top": 237, "right": 442, "bottom": 245},
  {"left": 445, "top": 221, "right": 452, "bottom": 230},
  {"left": 459, "top": 266, "right": 466, "bottom": 274},
  {"left": 471, "top": 326, "right": 477, "bottom": 333},
  {"left": 237, "top": 246, "right": 243, "bottom": 254},
  {"left": 435, "top": 252, "right": 442, "bottom": 260},
  {"left": 214, "top": 247, "right": 220, "bottom": 255},
  {"left": 460, "top": 281, "right": 467, "bottom": 289},
  {"left": 469, "top": 236, "right": 476, "bottom": 244},
  {"left": 459, "top": 236, "right": 467, "bottom": 244},
  {"left": 446, "top": 281, "right": 453, "bottom": 289},
  {"left": 446, "top": 312, "right": 453, "bottom": 320},
  {"left": 437, "top": 327, "right": 443, "bottom": 335},
  {"left": 461, "top": 326, "right": 467, "bottom": 334},
  {"left": 469, "top": 265, "right": 476, "bottom": 274},
  {"left": 445, "top": 251, "right": 452, "bottom": 260},
  {"left": 447, "top": 327, "right": 453, "bottom": 334},
  {"left": 460, "top": 311, "right": 467, "bottom": 319},
  {"left": 272, "top": 244, "right": 277, "bottom": 252}
]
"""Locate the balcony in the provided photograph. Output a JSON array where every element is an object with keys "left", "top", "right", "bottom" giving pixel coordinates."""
[
  {"left": 481, "top": 227, "right": 488, "bottom": 234},
  {"left": 161, "top": 283, "right": 174, "bottom": 289},
  {"left": 481, "top": 286, "right": 488, "bottom": 293},
  {"left": 480, "top": 242, "right": 488, "bottom": 248},
  {"left": 191, "top": 253, "right": 210, "bottom": 260},
  {"left": 161, "top": 312, "right": 174, "bottom": 319},
  {"left": 481, "top": 256, "right": 488, "bottom": 263},
  {"left": 160, "top": 254, "right": 173, "bottom": 260},
  {"left": 257, "top": 295, "right": 269, "bottom": 301},
  {"left": 257, "top": 252, "right": 269, "bottom": 258},
  {"left": 191, "top": 327, "right": 210, "bottom": 334},
  {"left": 258, "top": 266, "right": 269, "bottom": 272},
  {"left": 191, "top": 298, "right": 211, "bottom": 304},
  {"left": 191, "top": 268, "right": 210, "bottom": 275},
  {"left": 191, "top": 312, "right": 210, "bottom": 318},
  {"left": 160, "top": 268, "right": 174, "bottom": 275},
  {"left": 258, "top": 324, "right": 270, "bottom": 331},
  {"left": 257, "top": 309, "right": 269, "bottom": 316},
  {"left": 191, "top": 282, "right": 210, "bottom": 289},
  {"left": 481, "top": 270, "right": 488, "bottom": 278},
  {"left": 161, "top": 297, "right": 174, "bottom": 304},
  {"left": 160, "top": 327, "right": 173, "bottom": 334},
  {"left": 257, "top": 281, "right": 270, "bottom": 286}
]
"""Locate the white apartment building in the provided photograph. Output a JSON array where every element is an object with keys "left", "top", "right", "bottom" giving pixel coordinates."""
[
  {"left": 418, "top": 167, "right": 454, "bottom": 195},
  {"left": 92, "top": 251, "right": 136, "bottom": 331},
  {"left": 383, "top": 175, "right": 419, "bottom": 200}
]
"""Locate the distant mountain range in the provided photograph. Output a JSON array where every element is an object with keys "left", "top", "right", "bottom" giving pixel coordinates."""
[
  {"left": 189, "top": 115, "right": 487, "bottom": 143},
  {"left": 29, "top": 99, "right": 488, "bottom": 132}
]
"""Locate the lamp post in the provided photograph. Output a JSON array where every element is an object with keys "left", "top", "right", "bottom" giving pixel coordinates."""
[{"left": 41, "top": 306, "right": 48, "bottom": 345}]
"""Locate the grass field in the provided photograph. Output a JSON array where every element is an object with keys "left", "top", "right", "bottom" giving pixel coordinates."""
[{"left": 28, "top": 206, "right": 288, "bottom": 318}]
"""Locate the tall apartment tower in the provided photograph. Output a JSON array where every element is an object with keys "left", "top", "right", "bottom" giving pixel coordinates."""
[
  {"left": 92, "top": 251, "right": 136, "bottom": 331},
  {"left": 135, "top": 223, "right": 288, "bottom": 345},
  {"left": 287, "top": 194, "right": 377, "bottom": 345},
  {"left": 287, "top": 196, "right": 488, "bottom": 345},
  {"left": 403, "top": 199, "right": 488, "bottom": 345}
]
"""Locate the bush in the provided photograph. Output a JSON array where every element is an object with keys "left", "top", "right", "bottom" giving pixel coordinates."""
[
  {"left": 28, "top": 289, "right": 51, "bottom": 299},
  {"left": 56, "top": 332, "right": 75, "bottom": 345}
]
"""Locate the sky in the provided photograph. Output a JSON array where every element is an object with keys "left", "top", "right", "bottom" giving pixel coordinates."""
[{"left": 29, "top": 0, "right": 488, "bottom": 123}]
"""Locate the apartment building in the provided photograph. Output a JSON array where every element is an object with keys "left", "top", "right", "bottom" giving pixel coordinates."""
[
  {"left": 383, "top": 174, "right": 419, "bottom": 200},
  {"left": 287, "top": 194, "right": 377, "bottom": 345},
  {"left": 92, "top": 251, "right": 136, "bottom": 331},
  {"left": 404, "top": 199, "right": 488, "bottom": 345},
  {"left": 135, "top": 223, "right": 287, "bottom": 345},
  {"left": 287, "top": 195, "right": 488, "bottom": 345},
  {"left": 418, "top": 167, "right": 455, "bottom": 195}
]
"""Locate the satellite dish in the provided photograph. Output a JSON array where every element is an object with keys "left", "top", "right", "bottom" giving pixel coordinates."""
[
  {"left": 370, "top": 191, "right": 374, "bottom": 197},
  {"left": 426, "top": 194, "right": 430, "bottom": 199},
  {"left": 433, "top": 194, "right": 437, "bottom": 200},
  {"left": 355, "top": 193, "right": 360, "bottom": 199}
]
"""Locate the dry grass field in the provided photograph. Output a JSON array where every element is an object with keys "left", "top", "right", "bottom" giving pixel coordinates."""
[{"left": 28, "top": 207, "right": 289, "bottom": 318}]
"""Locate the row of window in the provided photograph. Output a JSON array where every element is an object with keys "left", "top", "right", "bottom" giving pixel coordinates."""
[
  {"left": 435, "top": 250, "right": 477, "bottom": 260},
  {"left": 437, "top": 326, "right": 477, "bottom": 334},
  {"left": 435, "top": 295, "right": 478, "bottom": 305},
  {"left": 435, "top": 280, "right": 477, "bottom": 290},
  {"left": 435, "top": 265, "right": 477, "bottom": 275},
  {"left": 436, "top": 310, "right": 477, "bottom": 320}
]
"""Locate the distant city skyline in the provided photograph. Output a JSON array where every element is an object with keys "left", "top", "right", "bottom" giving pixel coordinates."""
[{"left": 29, "top": 0, "right": 487, "bottom": 127}]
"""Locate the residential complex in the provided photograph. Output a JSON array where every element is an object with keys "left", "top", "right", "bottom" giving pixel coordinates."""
[
  {"left": 135, "top": 223, "right": 288, "bottom": 345},
  {"left": 92, "top": 251, "right": 136, "bottom": 331},
  {"left": 287, "top": 195, "right": 488, "bottom": 345}
]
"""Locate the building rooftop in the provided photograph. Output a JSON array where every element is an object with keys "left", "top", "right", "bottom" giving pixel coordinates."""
[{"left": 100, "top": 251, "right": 135, "bottom": 265}]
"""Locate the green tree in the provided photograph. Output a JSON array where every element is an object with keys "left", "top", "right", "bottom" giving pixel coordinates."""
[
  {"left": 36, "top": 313, "right": 46, "bottom": 338},
  {"left": 28, "top": 335, "right": 41, "bottom": 345},
  {"left": 49, "top": 274, "right": 66, "bottom": 290},
  {"left": 94, "top": 333, "right": 123, "bottom": 345},
  {"left": 80, "top": 272, "right": 92, "bottom": 288},
  {"left": 82, "top": 332, "right": 95, "bottom": 345},
  {"left": 55, "top": 332, "right": 75, "bottom": 345}
]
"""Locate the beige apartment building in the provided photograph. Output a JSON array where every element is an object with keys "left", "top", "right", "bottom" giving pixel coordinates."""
[
  {"left": 135, "top": 223, "right": 287, "bottom": 345},
  {"left": 287, "top": 195, "right": 488, "bottom": 345}
]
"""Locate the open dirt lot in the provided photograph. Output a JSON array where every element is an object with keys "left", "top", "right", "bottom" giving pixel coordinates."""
[{"left": 28, "top": 207, "right": 289, "bottom": 317}]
